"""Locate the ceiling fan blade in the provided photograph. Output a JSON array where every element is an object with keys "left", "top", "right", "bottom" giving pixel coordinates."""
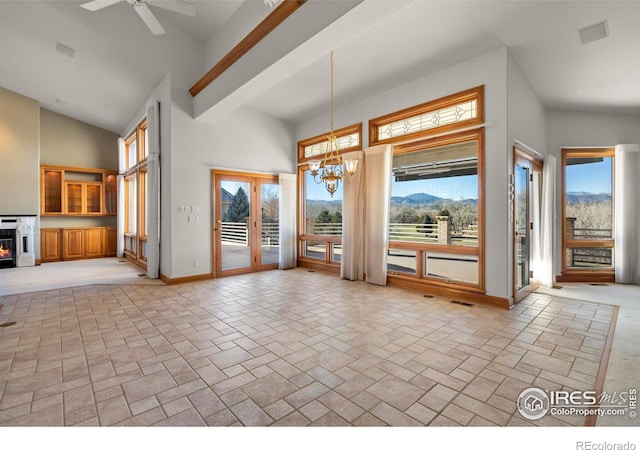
[
  {"left": 80, "top": 0, "right": 121, "bottom": 12},
  {"left": 149, "top": 1, "right": 195, "bottom": 16},
  {"left": 134, "top": 3, "right": 166, "bottom": 35}
]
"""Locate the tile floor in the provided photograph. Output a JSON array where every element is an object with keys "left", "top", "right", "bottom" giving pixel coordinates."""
[{"left": 0, "top": 267, "right": 618, "bottom": 427}]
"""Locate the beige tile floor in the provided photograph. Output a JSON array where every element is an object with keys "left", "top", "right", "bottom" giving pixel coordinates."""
[{"left": 0, "top": 261, "right": 627, "bottom": 427}]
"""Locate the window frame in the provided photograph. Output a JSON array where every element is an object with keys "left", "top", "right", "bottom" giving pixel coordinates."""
[
  {"left": 388, "top": 128, "right": 485, "bottom": 293},
  {"left": 560, "top": 148, "right": 615, "bottom": 280},
  {"left": 369, "top": 86, "right": 484, "bottom": 147},
  {"left": 296, "top": 124, "right": 362, "bottom": 269},
  {"left": 122, "top": 118, "right": 149, "bottom": 269}
]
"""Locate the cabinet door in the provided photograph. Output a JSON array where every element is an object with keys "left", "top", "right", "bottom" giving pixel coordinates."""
[
  {"left": 41, "top": 170, "right": 64, "bottom": 214},
  {"left": 104, "top": 174, "right": 117, "bottom": 215},
  {"left": 66, "top": 183, "right": 84, "bottom": 214},
  {"left": 41, "top": 229, "right": 62, "bottom": 262},
  {"left": 62, "top": 229, "right": 85, "bottom": 259},
  {"left": 85, "top": 228, "right": 105, "bottom": 258},
  {"left": 85, "top": 183, "right": 103, "bottom": 214},
  {"left": 105, "top": 227, "right": 118, "bottom": 257}
]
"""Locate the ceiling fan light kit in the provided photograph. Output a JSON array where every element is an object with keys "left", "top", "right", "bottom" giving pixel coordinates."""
[{"left": 80, "top": 0, "right": 195, "bottom": 36}]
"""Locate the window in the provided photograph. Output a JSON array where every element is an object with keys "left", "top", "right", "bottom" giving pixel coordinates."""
[
  {"left": 369, "top": 86, "right": 483, "bottom": 146},
  {"left": 122, "top": 118, "right": 149, "bottom": 267},
  {"left": 297, "top": 124, "right": 361, "bottom": 267},
  {"left": 388, "top": 130, "right": 483, "bottom": 290},
  {"left": 562, "top": 148, "right": 614, "bottom": 277}
]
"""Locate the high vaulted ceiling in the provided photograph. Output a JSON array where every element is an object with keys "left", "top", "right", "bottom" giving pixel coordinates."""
[{"left": 1, "top": 1, "right": 638, "bottom": 135}]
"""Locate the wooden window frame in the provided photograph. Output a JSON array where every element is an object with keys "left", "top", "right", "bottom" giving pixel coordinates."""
[
  {"left": 369, "top": 86, "right": 484, "bottom": 147},
  {"left": 387, "top": 128, "right": 485, "bottom": 294},
  {"left": 559, "top": 148, "right": 615, "bottom": 282},
  {"left": 296, "top": 124, "right": 361, "bottom": 271},
  {"left": 122, "top": 117, "right": 149, "bottom": 269},
  {"left": 297, "top": 123, "right": 362, "bottom": 164}
]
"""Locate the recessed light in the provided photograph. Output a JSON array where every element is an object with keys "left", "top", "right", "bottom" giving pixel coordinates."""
[
  {"left": 55, "top": 41, "right": 76, "bottom": 58},
  {"left": 578, "top": 20, "right": 609, "bottom": 45}
]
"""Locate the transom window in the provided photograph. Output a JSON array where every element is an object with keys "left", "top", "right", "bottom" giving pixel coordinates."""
[
  {"left": 369, "top": 86, "right": 483, "bottom": 146},
  {"left": 298, "top": 123, "right": 362, "bottom": 163}
]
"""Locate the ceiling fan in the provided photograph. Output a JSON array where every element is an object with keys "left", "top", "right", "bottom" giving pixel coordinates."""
[{"left": 80, "top": 0, "right": 196, "bottom": 35}]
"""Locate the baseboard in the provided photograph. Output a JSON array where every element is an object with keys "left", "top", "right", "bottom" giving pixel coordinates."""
[
  {"left": 35, "top": 259, "right": 42, "bottom": 266},
  {"left": 297, "top": 259, "right": 340, "bottom": 274},
  {"left": 556, "top": 273, "right": 615, "bottom": 283},
  {"left": 159, "top": 272, "right": 213, "bottom": 285},
  {"left": 387, "top": 276, "right": 511, "bottom": 309}
]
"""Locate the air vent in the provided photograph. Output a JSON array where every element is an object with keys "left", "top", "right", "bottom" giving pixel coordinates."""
[
  {"left": 56, "top": 41, "right": 76, "bottom": 58},
  {"left": 450, "top": 300, "right": 474, "bottom": 307},
  {"left": 578, "top": 20, "right": 609, "bottom": 45}
]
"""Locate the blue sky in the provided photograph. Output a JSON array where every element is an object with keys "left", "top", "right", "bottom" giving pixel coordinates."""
[
  {"left": 565, "top": 157, "right": 612, "bottom": 194},
  {"left": 305, "top": 171, "right": 478, "bottom": 201}
]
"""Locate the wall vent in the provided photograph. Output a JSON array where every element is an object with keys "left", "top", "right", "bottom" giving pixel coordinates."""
[
  {"left": 578, "top": 20, "right": 609, "bottom": 45},
  {"left": 56, "top": 41, "right": 76, "bottom": 58}
]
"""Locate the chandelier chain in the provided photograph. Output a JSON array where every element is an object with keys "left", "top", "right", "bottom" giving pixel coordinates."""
[{"left": 329, "top": 51, "right": 334, "bottom": 135}]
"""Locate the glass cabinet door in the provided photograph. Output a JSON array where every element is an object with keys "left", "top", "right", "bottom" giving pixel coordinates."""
[{"left": 66, "top": 183, "right": 83, "bottom": 214}]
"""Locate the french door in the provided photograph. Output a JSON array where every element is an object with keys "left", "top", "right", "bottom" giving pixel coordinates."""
[
  {"left": 513, "top": 148, "right": 542, "bottom": 302},
  {"left": 212, "top": 171, "right": 279, "bottom": 278}
]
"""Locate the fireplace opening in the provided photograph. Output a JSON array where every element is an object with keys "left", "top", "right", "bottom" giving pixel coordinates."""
[{"left": 0, "top": 229, "right": 16, "bottom": 269}]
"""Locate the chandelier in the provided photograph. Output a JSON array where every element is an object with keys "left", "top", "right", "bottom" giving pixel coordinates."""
[{"left": 308, "top": 51, "right": 358, "bottom": 197}]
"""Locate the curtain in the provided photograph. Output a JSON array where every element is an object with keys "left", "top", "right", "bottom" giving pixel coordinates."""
[
  {"left": 340, "top": 150, "right": 365, "bottom": 281},
  {"left": 539, "top": 154, "right": 557, "bottom": 288},
  {"left": 531, "top": 171, "right": 542, "bottom": 284},
  {"left": 145, "top": 102, "right": 161, "bottom": 279},
  {"left": 364, "top": 144, "right": 392, "bottom": 285},
  {"left": 614, "top": 144, "right": 640, "bottom": 284},
  {"left": 117, "top": 137, "right": 125, "bottom": 258},
  {"left": 278, "top": 173, "right": 297, "bottom": 269}
]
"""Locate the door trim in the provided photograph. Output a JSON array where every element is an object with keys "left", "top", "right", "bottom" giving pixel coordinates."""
[
  {"left": 513, "top": 147, "right": 542, "bottom": 303},
  {"left": 211, "top": 170, "right": 279, "bottom": 278}
]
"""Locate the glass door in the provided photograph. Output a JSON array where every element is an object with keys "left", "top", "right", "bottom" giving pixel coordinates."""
[
  {"left": 213, "top": 171, "right": 279, "bottom": 278},
  {"left": 513, "top": 149, "right": 543, "bottom": 302}
]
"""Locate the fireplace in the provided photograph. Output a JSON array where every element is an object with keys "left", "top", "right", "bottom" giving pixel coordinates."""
[
  {"left": 0, "top": 216, "right": 36, "bottom": 268},
  {"left": 0, "top": 229, "right": 16, "bottom": 269}
]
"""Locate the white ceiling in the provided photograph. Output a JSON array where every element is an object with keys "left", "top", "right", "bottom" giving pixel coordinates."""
[{"left": 0, "top": 0, "right": 638, "bottom": 135}]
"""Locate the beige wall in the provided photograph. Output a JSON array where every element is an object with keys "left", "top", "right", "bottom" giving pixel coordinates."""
[
  {"left": 0, "top": 87, "right": 40, "bottom": 215},
  {"left": 40, "top": 108, "right": 118, "bottom": 169}
]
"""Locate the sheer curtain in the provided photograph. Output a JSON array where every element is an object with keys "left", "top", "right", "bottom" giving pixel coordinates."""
[
  {"left": 278, "top": 173, "right": 297, "bottom": 269},
  {"left": 341, "top": 150, "right": 365, "bottom": 280},
  {"left": 145, "top": 102, "right": 161, "bottom": 279},
  {"left": 117, "top": 138, "right": 125, "bottom": 258},
  {"left": 531, "top": 171, "right": 542, "bottom": 284},
  {"left": 539, "top": 155, "right": 557, "bottom": 288},
  {"left": 614, "top": 144, "right": 640, "bottom": 284},
  {"left": 364, "top": 144, "right": 392, "bottom": 286}
]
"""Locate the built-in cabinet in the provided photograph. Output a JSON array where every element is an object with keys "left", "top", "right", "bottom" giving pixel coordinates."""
[
  {"left": 41, "top": 227, "right": 117, "bottom": 262},
  {"left": 41, "top": 165, "right": 117, "bottom": 216}
]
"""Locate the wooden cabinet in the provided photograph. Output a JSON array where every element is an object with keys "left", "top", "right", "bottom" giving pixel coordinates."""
[
  {"left": 41, "top": 169, "right": 64, "bottom": 214},
  {"left": 41, "top": 227, "right": 116, "bottom": 262},
  {"left": 40, "top": 165, "right": 117, "bottom": 216},
  {"left": 105, "top": 227, "right": 118, "bottom": 257},
  {"left": 64, "top": 181, "right": 103, "bottom": 215},
  {"left": 62, "top": 229, "right": 85, "bottom": 260},
  {"left": 84, "top": 228, "right": 104, "bottom": 258},
  {"left": 41, "top": 229, "right": 62, "bottom": 262}
]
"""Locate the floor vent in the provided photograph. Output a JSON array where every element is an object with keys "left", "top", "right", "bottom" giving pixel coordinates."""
[
  {"left": 137, "top": 274, "right": 148, "bottom": 278},
  {"left": 423, "top": 294, "right": 434, "bottom": 298},
  {"left": 450, "top": 300, "right": 474, "bottom": 307},
  {"left": 589, "top": 283, "right": 609, "bottom": 286},
  {"left": 0, "top": 322, "right": 16, "bottom": 328},
  {"left": 118, "top": 260, "right": 126, "bottom": 263},
  {"left": 552, "top": 285, "right": 563, "bottom": 289},
  {"left": 307, "top": 270, "right": 315, "bottom": 273}
]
